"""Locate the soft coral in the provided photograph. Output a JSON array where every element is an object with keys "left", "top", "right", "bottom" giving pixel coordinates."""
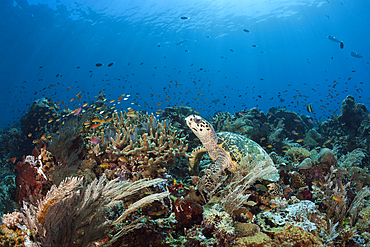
[{"left": 15, "top": 159, "right": 50, "bottom": 204}]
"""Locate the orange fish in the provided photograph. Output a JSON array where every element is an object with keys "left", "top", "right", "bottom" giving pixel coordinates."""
[
  {"left": 333, "top": 196, "right": 344, "bottom": 204},
  {"left": 118, "top": 94, "right": 125, "bottom": 101},
  {"left": 12, "top": 157, "right": 17, "bottom": 163},
  {"left": 91, "top": 124, "right": 101, "bottom": 129},
  {"left": 246, "top": 211, "right": 254, "bottom": 222},
  {"left": 296, "top": 139, "right": 304, "bottom": 142},
  {"left": 118, "top": 157, "right": 129, "bottom": 163}
]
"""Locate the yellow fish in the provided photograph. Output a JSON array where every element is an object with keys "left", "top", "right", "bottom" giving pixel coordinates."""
[
  {"left": 118, "top": 157, "right": 129, "bottom": 163},
  {"left": 100, "top": 163, "right": 110, "bottom": 168},
  {"left": 333, "top": 196, "right": 344, "bottom": 204}
]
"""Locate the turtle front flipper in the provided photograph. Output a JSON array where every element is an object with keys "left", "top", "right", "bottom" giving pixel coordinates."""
[{"left": 189, "top": 146, "right": 208, "bottom": 175}]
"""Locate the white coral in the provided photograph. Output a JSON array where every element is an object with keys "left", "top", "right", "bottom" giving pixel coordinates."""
[
  {"left": 2, "top": 211, "right": 22, "bottom": 229},
  {"left": 271, "top": 197, "right": 288, "bottom": 211},
  {"left": 203, "top": 204, "right": 235, "bottom": 235}
]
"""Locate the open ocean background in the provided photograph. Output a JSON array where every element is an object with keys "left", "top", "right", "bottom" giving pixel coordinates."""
[{"left": 0, "top": 0, "right": 369, "bottom": 129}]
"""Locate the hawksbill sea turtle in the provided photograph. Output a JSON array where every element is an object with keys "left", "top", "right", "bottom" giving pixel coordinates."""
[{"left": 185, "top": 115, "right": 279, "bottom": 182}]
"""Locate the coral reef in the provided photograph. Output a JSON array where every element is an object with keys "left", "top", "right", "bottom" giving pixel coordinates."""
[{"left": 2, "top": 94, "right": 370, "bottom": 246}]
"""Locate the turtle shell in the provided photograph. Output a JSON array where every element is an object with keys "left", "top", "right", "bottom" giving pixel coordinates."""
[{"left": 216, "top": 132, "right": 270, "bottom": 168}]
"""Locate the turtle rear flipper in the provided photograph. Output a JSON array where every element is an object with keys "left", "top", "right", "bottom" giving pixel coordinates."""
[{"left": 189, "top": 146, "right": 208, "bottom": 175}]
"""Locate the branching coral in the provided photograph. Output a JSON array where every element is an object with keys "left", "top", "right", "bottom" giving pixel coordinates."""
[
  {"left": 86, "top": 111, "right": 188, "bottom": 181},
  {"left": 1, "top": 212, "right": 23, "bottom": 230}
]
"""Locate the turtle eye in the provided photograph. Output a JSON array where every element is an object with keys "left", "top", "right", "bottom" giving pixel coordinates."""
[{"left": 194, "top": 116, "right": 201, "bottom": 124}]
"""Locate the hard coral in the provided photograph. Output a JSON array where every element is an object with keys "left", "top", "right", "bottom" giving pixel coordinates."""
[
  {"left": 234, "top": 222, "right": 260, "bottom": 238},
  {"left": 202, "top": 204, "right": 236, "bottom": 246},
  {"left": 1, "top": 212, "right": 22, "bottom": 230},
  {"left": 86, "top": 111, "right": 188, "bottom": 181},
  {"left": 0, "top": 225, "right": 25, "bottom": 247},
  {"left": 287, "top": 147, "right": 310, "bottom": 164},
  {"left": 270, "top": 224, "right": 323, "bottom": 246},
  {"left": 235, "top": 232, "right": 272, "bottom": 247}
]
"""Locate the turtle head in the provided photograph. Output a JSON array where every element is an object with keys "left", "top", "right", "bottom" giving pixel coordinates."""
[{"left": 185, "top": 115, "right": 215, "bottom": 141}]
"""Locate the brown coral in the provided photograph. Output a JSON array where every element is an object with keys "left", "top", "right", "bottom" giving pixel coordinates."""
[
  {"left": 235, "top": 232, "right": 272, "bottom": 247},
  {"left": 269, "top": 224, "right": 323, "bottom": 246},
  {"left": 86, "top": 111, "right": 188, "bottom": 181},
  {"left": 291, "top": 173, "right": 306, "bottom": 189},
  {"left": 0, "top": 225, "right": 25, "bottom": 247},
  {"left": 235, "top": 222, "right": 260, "bottom": 238},
  {"left": 287, "top": 147, "right": 310, "bottom": 164}
]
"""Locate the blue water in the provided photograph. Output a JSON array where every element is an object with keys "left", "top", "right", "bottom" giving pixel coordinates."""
[{"left": 1, "top": 0, "right": 369, "bottom": 128}]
